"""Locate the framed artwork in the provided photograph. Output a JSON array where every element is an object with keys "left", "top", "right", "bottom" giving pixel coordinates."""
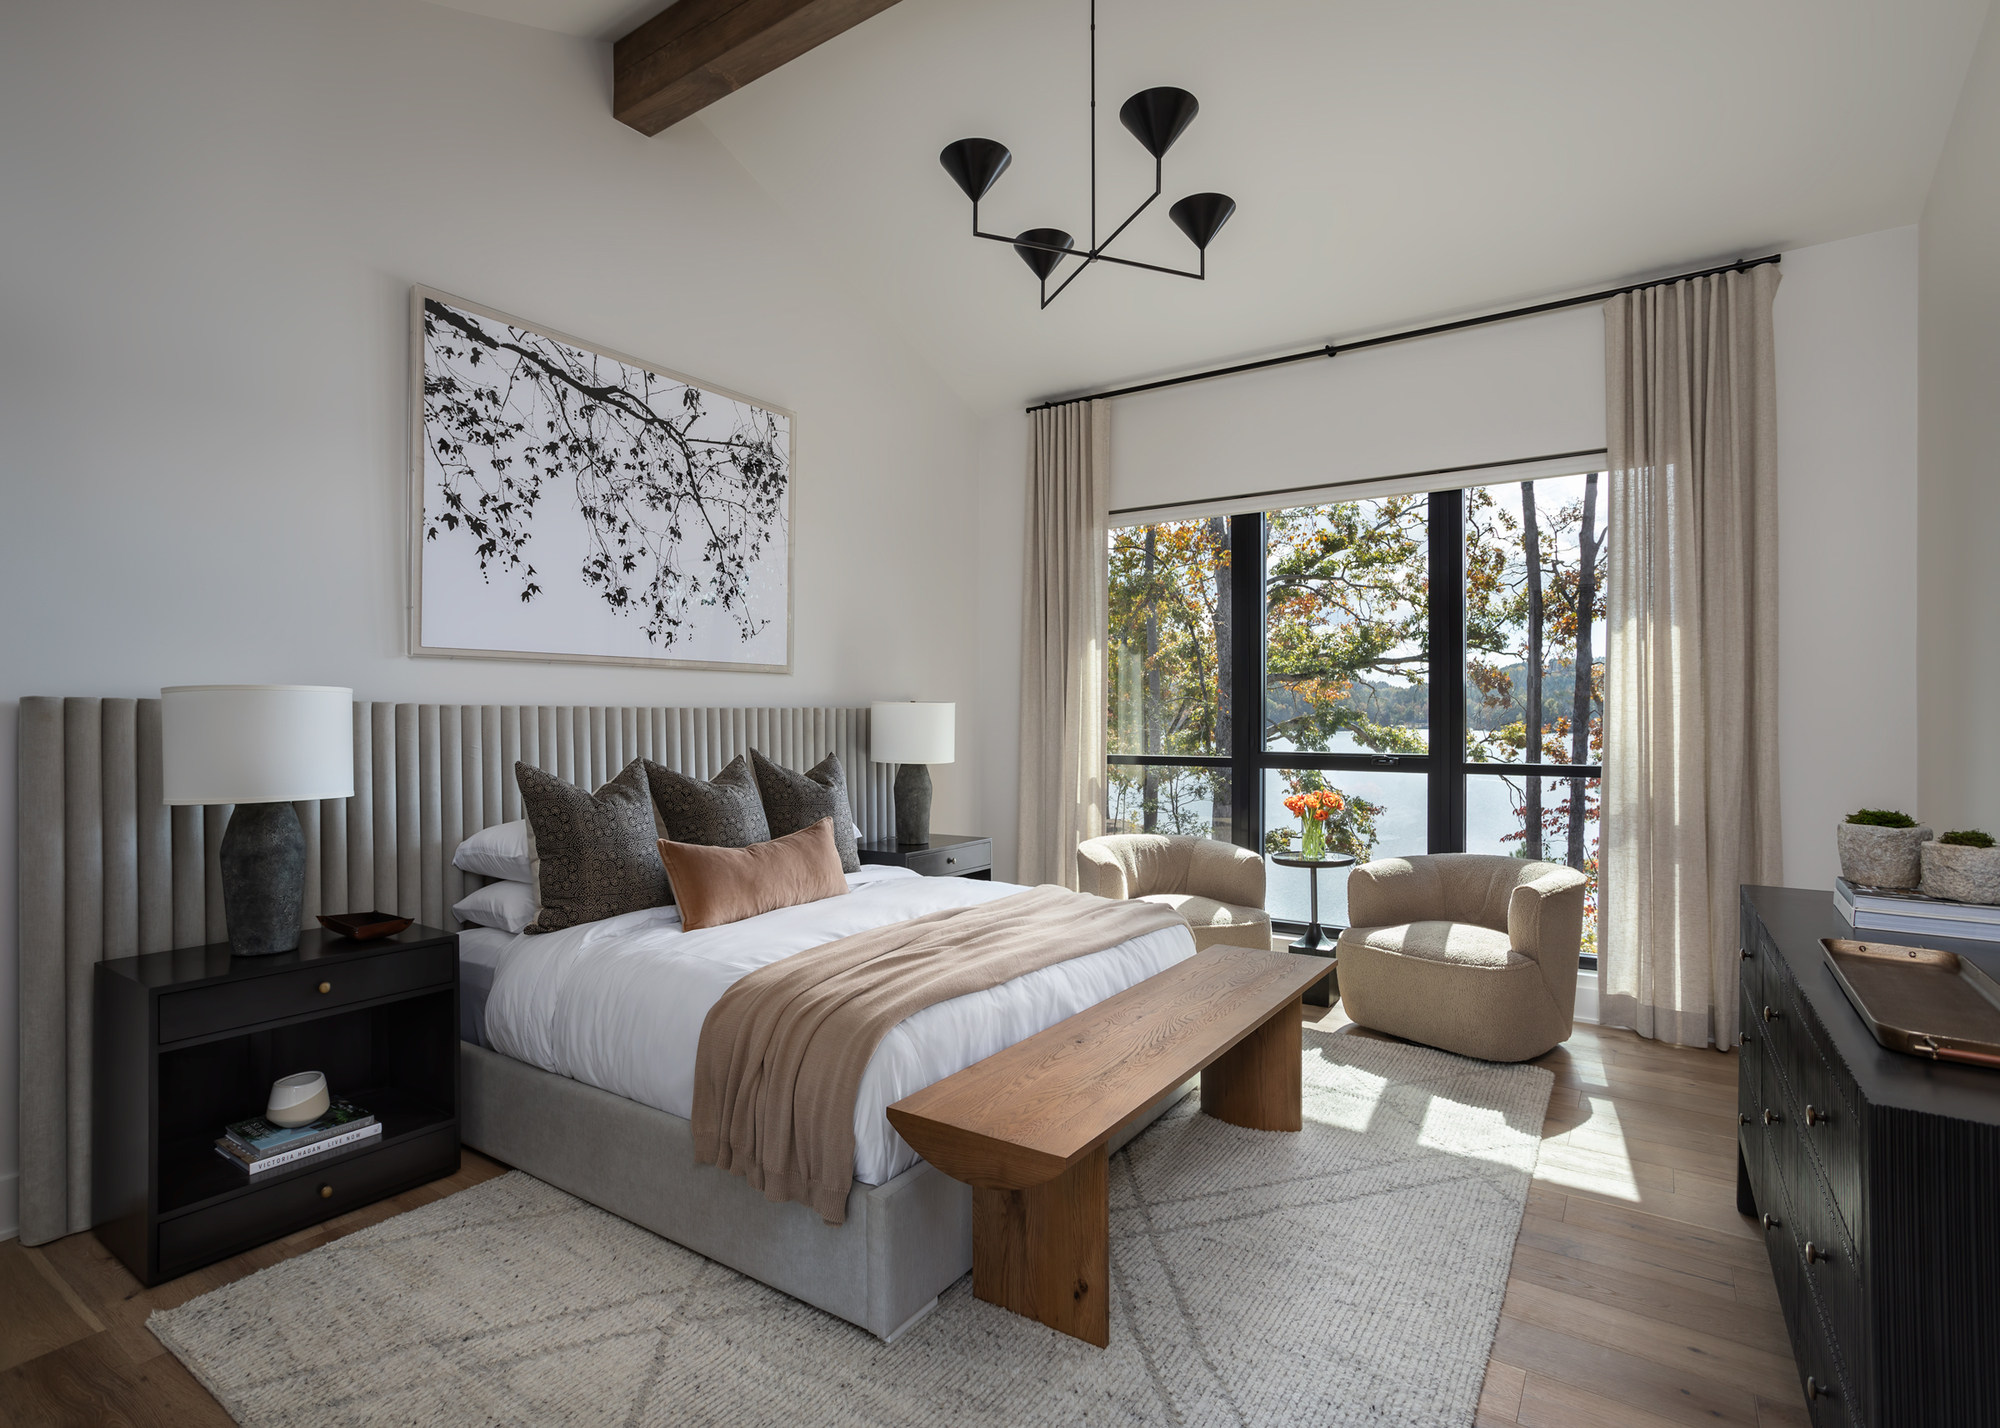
[{"left": 409, "top": 286, "right": 793, "bottom": 672}]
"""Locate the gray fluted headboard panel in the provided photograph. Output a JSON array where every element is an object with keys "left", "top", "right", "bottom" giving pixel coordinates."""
[{"left": 14, "top": 698, "right": 885, "bottom": 1245}]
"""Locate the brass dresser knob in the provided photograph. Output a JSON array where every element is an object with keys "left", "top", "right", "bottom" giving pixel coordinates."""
[
  {"left": 1762, "top": 1004, "right": 1779, "bottom": 1022},
  {"left": 318, "top": 982, "right": 332, "bottom": 994},
  {"left": 1805, "top": 1241, "right": 1830, "bottom": 1266},
  {"left": 1805, "top": 1104, "right": 1825, "bottom": 1127},
  {"left": 319, "top": 1184, "right": 333, "bottom": 1199},
  {"left": 1761, "top": 1213, "right": 1781, "bottom": 1232},
  {"left": 1762, "top": 1108, "right": 1782, "bottom": 1126}
]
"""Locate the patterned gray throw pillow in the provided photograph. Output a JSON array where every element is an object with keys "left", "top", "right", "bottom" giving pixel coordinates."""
[
  {"left": 516, "top": 759, "right": 672, "bottom": 933},
  {"left": 643, "top": 755, "right": 771, "bottom": 849},
  {"left": 750, "top": 749, "right": 861, "bottom": 873}
]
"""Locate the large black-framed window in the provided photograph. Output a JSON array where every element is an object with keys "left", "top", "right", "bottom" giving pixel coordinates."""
[{"left": 1107, "top": 479, "right": 1604, "bottom": 961}]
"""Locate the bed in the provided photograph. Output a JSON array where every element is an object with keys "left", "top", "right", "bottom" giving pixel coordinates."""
[{"left": 457, "top": 863, "right": 1197, "bottom": 1340}]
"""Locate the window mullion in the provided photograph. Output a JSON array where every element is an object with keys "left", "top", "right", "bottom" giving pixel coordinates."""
[
  {"left": 1228, "top": 511, "right": 1263, "bottom": 852},
  {"left": 1428, "top": 490, "right": 1467, "bottom": 853}
]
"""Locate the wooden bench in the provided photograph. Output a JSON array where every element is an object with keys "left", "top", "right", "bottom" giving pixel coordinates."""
[{"left": 886, "top": 946, "right": 1335, "bottom": 1347}]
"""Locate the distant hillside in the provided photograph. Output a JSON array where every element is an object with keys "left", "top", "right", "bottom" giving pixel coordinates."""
[{"left": 1268, "top": 659, "right": 1602, "bottom": 734}]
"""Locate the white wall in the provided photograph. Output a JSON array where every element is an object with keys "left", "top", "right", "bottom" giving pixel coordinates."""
[
  {"left": 975, "top": 230, "right": 1926, "bottom": 898},
  {"left": 0, "top": 0, "right": 986, "bottom": 1240},
  {"left": 1920, "top": 7, "right": 2000, "bottom": 837},
  {"left": 1773, "top": 228, "right": 1922, "bottom": 887}
]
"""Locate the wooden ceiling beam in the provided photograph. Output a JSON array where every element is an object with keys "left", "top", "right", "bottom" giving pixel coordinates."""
[{"left": 614, "top": 0, "right": 903, "bottom": 136}]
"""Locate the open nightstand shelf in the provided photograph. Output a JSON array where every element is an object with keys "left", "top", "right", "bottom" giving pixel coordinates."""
[{"left": 94, "top": 926, "right": 460, "bottom": 1286}]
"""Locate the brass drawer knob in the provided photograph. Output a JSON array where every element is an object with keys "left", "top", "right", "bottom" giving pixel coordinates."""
[
  {"left": 1738, "top": 1113, "right": 1751, "bottom": 1125},
  {"left": 1805, "top": 1104, "right": 1826, "bottom": 1127},
  {"left": 318, "top": 982, "right": 332, "bottom": 995},
  {"left": 1805, "top": 1240, "right": 1831, "bottom": 1266},
  {"left": 1761, "top": 1213, "right": 1781, "bottom": 1232},
  {"left": 1762, "top": 1108, "right": 1782, "bottom": 1126},
  {"left": 320, "top": 1184, "right": 333, "bottom": 1199},
  {"left": 1762, "top": 1004, "right": 1779, "bottom": 1022},
  {"left": 945, "top": 857, "right": 956, "bottom": 866},
  {"left": 1741, "top": 1030, "right": 1754, "bottom": 1045},
  {"left": 1740, "top": 947, "right": 1753, "bottom": 960},
  {"left": 1806, "top": 1375, "right": 1831, "bottom": 1401}
]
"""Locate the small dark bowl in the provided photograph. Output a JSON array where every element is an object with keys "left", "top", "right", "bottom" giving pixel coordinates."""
[{"left": 317, "top": 911, "right": 414, "bottom": 940}]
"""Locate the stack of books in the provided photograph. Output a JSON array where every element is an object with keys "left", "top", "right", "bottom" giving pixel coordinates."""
[
  {"left": 216, "top": 1098, "right": 380, "bottom": 1175},
  {"left": 1834, "top": 878, "right": 2000, "bottom": 943}
]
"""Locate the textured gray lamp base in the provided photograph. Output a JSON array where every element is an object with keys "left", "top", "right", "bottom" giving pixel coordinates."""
[
  {"left": 220, "top": 801, "right": 306, "bottom": 956},
  {"left": 894, "top": 763, "right": 932, "bottom": 847}
]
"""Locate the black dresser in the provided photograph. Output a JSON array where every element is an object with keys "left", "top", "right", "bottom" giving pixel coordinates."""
[
  {"left": 1738, "top": 887, "right": 2000, "bottom": 1427},
  {"left": 93, "top": 926, "right": 460, "bottom": 1286}
]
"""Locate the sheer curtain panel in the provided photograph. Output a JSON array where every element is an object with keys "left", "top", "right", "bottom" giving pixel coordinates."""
[
  {"left": 1601, "top": 266, "right": 1784, "bottom": 1050},
  {"left": 1016, "top": 400, "right": 1111, "bottom": 887}
]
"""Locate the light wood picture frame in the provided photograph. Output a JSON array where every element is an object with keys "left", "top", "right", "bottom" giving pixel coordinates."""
[{"left": 408, "top": 286, "right": 795, "bottom": 673}]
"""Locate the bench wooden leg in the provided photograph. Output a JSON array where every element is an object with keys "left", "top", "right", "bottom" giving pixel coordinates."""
[
  {"left": 972, "top": 1142, "right": 1110, "bottom": 1348},
  {"left": 1200, "top": 997, "right": 1303, "bottom": 1131}
]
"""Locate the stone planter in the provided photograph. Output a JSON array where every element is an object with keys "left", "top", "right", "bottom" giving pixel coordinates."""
[
  {"left": 1835, "top": 822, "right": 1931, "bottom": 889},
  {"left": 1920, "top": 841, "right": 2000, "bottom": 905}
]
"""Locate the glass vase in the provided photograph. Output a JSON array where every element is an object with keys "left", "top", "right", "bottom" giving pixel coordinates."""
[{"left": 1301, "top": 818, "right": 1326, "bottom": 862}]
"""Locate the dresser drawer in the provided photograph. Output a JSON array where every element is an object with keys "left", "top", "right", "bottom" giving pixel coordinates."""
[
  {"left": 157, "top": 1125, "right": 457, "bottom": 1278},
  {"left": 905, "top": 839, "right": 991, "bottom": 878},
  {"left": 1739, "top": 986, "right": 1765, "bottom": 1131},
  {"left": 1797, "top": 1267, "right": 1857, "bottom": 1428},
  {"left": 159, "top": 946, "right": 456, "bottom": 1043}
]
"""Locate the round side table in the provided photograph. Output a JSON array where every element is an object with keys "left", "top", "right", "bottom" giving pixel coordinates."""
[{"left": 1269, "top": 852, "right": 1356, "bottom": 952}]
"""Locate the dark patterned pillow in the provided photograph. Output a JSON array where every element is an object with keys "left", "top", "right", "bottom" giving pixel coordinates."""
[
  {"left": 643, "top": 756, "right": 771, "bottom": 849},
  {"left": 516, "top": 759, "right": 671, "bottom": 933},
  {"left": 750, "top": 749, "right": 861, "bottom": 874}
]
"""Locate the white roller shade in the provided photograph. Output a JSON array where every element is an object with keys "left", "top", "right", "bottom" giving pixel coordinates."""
[{"left": 1108, "top": 305, "right": 1607, "bottom": 523}]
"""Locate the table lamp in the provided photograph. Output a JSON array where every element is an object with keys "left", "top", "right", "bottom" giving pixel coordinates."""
[
  {"left": 871, "top": 702, "right": 954, "bottom": 847},
  {"left": 162, "top": 685, "right": 354, "bottom": 956}
]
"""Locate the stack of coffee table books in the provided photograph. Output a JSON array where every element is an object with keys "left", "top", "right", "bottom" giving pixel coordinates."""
[
  {"left": 215, "top": 1098, "right": 380, "bottom": 1176},
  {"left": 1835, "top": 878, "right": 2000, "bottom": 943}
]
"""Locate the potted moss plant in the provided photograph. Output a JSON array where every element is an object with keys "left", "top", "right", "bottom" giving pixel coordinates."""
[
  {"left": 1836, "top": 809, "right": 1932, "bottom": 889},
  {"left": 1921, "top": 830, "right": 2000, "bottom": 904}
]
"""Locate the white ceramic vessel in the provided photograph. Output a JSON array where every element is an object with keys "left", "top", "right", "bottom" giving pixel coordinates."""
[{"left": 267, "top": 1070, "right": 329, "bottom": 1128}]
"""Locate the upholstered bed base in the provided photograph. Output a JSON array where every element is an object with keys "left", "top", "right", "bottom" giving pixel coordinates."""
[{"left": 459, "top": 1041, "right": 1189, "bottom": 1341}]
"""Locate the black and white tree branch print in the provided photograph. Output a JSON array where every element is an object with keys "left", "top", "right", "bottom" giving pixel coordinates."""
[{"left": 421, "top": 298, "right": 788, "bottom": 650}]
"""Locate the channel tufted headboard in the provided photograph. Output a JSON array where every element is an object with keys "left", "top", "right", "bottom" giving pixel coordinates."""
[{"left": 14, "top": 699, "right": 887, "bottom": 1245}]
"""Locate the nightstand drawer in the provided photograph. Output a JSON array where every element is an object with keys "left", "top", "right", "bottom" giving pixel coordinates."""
[
  {"left": 157, "top": 1125, "right": 457, "bottom": 1277},
  {"left": 158, "top": 946, "right": 457, "bottom": 1044},
  {"left": 905, "top": 839, "right": 991, "bottom": 878}
]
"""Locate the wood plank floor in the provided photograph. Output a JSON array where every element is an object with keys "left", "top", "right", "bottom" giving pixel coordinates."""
[{"left": 0, "top": 1016, "right": 1807, "bottom": 1427}]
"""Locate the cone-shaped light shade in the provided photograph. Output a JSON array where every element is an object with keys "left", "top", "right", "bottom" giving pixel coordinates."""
[
  {"left": 1013, "top": 229, "right": 1074, "bottom": 280},
  {"left": 1118, "top": 87, "right": 1200, "bottom": 158},
  {"left": 1169, "top": 192, "right": 1237, "bottom": 250},
  {"left": 939, "top": 138, "right": 1012, "bottom": 202}
]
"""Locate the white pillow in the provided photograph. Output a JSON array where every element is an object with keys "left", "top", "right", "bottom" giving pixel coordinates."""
[
  {"left": 453, "top": 879, "right": 536, "bottom": 935},
  {"left": 454, "top": 819, "right": 532, "bottom": 882}
]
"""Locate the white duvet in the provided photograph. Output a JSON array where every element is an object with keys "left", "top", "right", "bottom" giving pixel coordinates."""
[{"left": 483, "top": 866, "right": 1196, "bottom": 1186}]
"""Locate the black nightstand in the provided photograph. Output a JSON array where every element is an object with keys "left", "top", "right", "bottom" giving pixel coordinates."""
[
  {"left": 92, "top": 925, "right": 460, "bottom": 1286},
  {"left": 858, "top": 833, "right": 993, "bottom": 880}
]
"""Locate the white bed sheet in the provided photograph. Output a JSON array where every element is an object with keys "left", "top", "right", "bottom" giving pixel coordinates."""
[
  {"left": 456, "top": 925, "right": 515, "bottom": 1047},
  {"left": 483, "top": 866, "right": 1196, "bottom": 1186}
]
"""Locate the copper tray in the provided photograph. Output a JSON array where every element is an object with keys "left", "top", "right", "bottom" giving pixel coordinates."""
[
  {"left": 316, "top": 911, "right": 413, "bottom": 941},
  {"left": 1819, "top": 938, "right": 2000, "bottom": 1069}
]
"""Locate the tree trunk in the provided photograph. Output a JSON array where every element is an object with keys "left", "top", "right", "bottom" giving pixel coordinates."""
[
  {"left": 1209, "top": 516, "right": 1233, "bottom": 841},
  {"left": 1567, "top": 472, "right": 1600, "bottom": 870},
  {"left": 1142, "top": 528, "right": 1160, "bottom": 833},
  {"left": 1520, "top": 483, "right": 1543, "bottom": 860}
]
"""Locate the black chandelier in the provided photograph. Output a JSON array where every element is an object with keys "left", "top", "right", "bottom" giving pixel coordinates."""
[{"left": 938, "top": 1, "right": 1236, "bottom": 309}]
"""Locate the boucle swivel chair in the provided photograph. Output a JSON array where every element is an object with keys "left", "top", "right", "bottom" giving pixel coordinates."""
[
  {"left": 1075, "top": 834, "right": 1271, "bottom": 952},
  {"left": 1335, "top": 853, "right": 1587, "bottom": 1062}
]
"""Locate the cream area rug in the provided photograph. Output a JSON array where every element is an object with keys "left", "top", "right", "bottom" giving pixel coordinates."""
[{"left": 150, "top": 1031, "right": 1551, "bottom": 1428}]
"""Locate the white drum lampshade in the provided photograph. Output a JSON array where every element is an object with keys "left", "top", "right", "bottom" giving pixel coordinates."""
[
  {"left": 162, "top": 685, "right": 355, "bottom": 806},
  {"left": 872, "top": 702, "right": 954, "bottom": 847},
  {"left": 162, "top": 685, "right": 354, "bottom": 956}
]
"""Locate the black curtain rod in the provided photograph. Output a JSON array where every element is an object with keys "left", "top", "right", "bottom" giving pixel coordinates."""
[{"left": 1024, "top": 251, "right": 1782, "bottom": 413}]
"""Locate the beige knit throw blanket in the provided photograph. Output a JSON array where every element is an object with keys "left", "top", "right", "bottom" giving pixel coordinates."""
[{"left": 691, "top": 885, "right": 1188, "bottom": 1224}]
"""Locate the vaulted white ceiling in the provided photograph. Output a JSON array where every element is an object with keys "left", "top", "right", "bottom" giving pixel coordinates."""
[{"left": 436, "top": 0, "right": 1989, "bottom": 408}]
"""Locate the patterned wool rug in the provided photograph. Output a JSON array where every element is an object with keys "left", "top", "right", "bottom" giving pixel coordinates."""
[{"left": 150, "top": 1031, "right": 1551, "bottom": 1428}]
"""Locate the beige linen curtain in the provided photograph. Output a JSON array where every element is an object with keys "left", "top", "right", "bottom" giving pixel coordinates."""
[
  {"left": 1016, "top": 400, "right": 1110, "bottom": 888},
  {"left": 1600, "top": 266, "right": 1784, "bottom": 1050}
]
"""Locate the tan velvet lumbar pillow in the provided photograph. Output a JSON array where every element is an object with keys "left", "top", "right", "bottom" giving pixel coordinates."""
[{"left": 657, "top": 817, "right": 848, "bottom": 931}]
